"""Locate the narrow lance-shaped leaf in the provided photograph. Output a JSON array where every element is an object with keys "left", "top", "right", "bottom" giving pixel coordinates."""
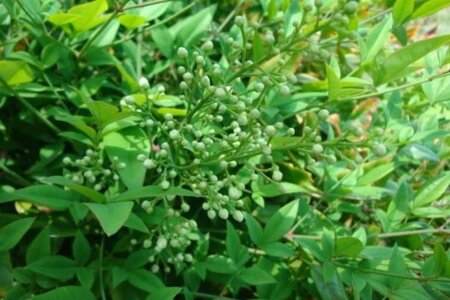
[
  {"left": 0, "top": 217, "right": 35, "bottom": 252},
  {"left": 262, "top": 200, "right": 299, "bottom": 244},
  {"left": 393, "top": 0, "right": 414, "bottom": 25},
  {"left": 411, "top": 0, "right": 450, "bottom": 20},
  {"left": 361, "top": 16, "right": 393, "bottom": 65},
  {"left": 413, "top": 172, "right": 450, "bottom": 208},
  {"left": 379, "top": 35, "right": 450, "bottom": 83}
]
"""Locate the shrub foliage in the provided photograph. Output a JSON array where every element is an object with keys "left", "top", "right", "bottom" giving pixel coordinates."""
[{"left": 0, "top": 0, "right": 449, "bottom": 299}]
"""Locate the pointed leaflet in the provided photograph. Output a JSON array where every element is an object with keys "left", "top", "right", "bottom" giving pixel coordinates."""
[
  {"left": 0, "top": 185, "right": 81, "bottom": 210},
  {"left": 103, "top": 126, "right": 150, "bottom": 190},
  {"left": 262, "top": 200, "right": 299, "bottom": 244},
  {"left": 413, "top": 172, "right": 450, "bottom": 208},
  {"left": 26, "top": 227, "right": 51, "bottom": 264},
  {"left": 85, "top": 202, "right": 134, "bottom": 236},
  {"left": 393, "top": 0, "right": 414, "bottom": 25},
  {"left": 0, "top": 61, "right": 34, "bottom": 86},
  {"left": 245, "top": 213, "right": 263, "bottom": 246},
  {"left": 378, "top": 35, "right": 450, "bottom": 83},
  {"left": 0, "top": 218, "right": 35, "bottom": 252},
  {"left": 146, "top": 287, "right": 182, "bottom": 300},
  {"left": 361, "top": 16, "right": 393, "bottom": 65},
  {"left": 411, "top": 0, "right": 450, "bottom": 20},
  {"left": 326, "top": 64, "right": 341, "bottom": 101},
  {"left": 32, "top": 286, "right": 95, "bottom": 300},
  {"left": 27, "top": 256, "right": 77, "bottom": 281}
]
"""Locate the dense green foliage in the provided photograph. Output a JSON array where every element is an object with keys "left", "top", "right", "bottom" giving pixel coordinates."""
[{"left": 0, "top": 0, "right": 450, "bottom": 299}]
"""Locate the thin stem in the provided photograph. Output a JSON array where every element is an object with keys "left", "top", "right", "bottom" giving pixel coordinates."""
[
  {"left": 124, "top": 0, "right": 174, "bottom": 10},
  {"left": 99, "top": 235, "right": 106, "bottom": 300},
  {"left": 337, "top": 71, "right": 450, "bottom": 103},
  {"left": 136, "top": 0, "right": 143, "bottom": 79},
  {"left": 334, "top": 262, "right": 450, "bottom": 283},
  {"left": 0, "top": 162, "right": 31, "bottom": 186},
  {"left": 292, "top": 227, "right": 450, "bottom": 241},
  {"left": 143, "top": 0, "right": 199, "bottom": 32}
]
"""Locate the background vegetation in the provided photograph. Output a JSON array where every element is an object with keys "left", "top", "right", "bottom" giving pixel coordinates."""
[{"left": 0, "top": 0, "right": 449, "bottom": 299}]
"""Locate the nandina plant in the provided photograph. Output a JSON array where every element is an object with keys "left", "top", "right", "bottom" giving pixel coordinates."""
[{"left": 0, "top": 0, "right": 449, "bottom": 299}]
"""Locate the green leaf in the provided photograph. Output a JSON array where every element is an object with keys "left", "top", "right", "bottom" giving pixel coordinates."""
[
  {"left": 388, "top": 246, "right": 409, "bottom": 290},
  {"left": 171, "top": 5, "right": 216, "bottom": 47},
  {"left": 311, "top": 264, "right": 348, "bottom": 300},
  {"left": 393, "top": 0, "right": 414, "bottom": 25},
  {"left": 26, "top": 227, "right": 51, "bottom": 264},
  {"left": 414, "top": 172, "right": 450, "bottom": 208},
  {"left": 0, "top": 60, "right": 34, "bottom": 86},
  {"left": 0, "top": 185, "right": 80, "bottom": 210},
  {"left": 151, "top": 25, "right": 174, "bottom": 58},
  {"left": 433, "top": 244, "right": 448, "bottom": 275},
  {"left": 284, "top": 0, "right": 302, "bottom": 36},
  {"left": 44, "top": 176, "right": 106, "bottom": 203},
  {"left": 361, "top": 15, "right": 393, "bottom": 65},
  {"left": 245, "top": 213, "right": 263, "bottom": 246},
  {"left": 128, "top": 268, "right": 164, "bottom": 292},
  {"left": 85, "top": 202, "right": 134, "bottom": 236},
  {"left": 239, "top": 267, "right": 277, "bottom": 285},
  {"left": 103, "top": 126, "right": 150, "bottom": 190},
  {"left": 411, "top": 0, "right": 450, "bottom": 20},
  {"left": 379, "top": 34, "right": 450, "bottom": 83},
  {"left": 262, "top": 200, "right": 299, "bottom": 244},
  {"left": 124, "top": 213, "right": 150, "bottom": 233},
  {"left": 387, "top": 182, "right": 413, "bottom": 225},
  {"left": 357, "top": 163, "right": 395, "bottom": 186},
  {"left": 255, "top": 182, "right": 309, "bottom": 197},
  {"left": 146, "top": 287, "right": 182, "bottom": 300},
  {"left": 260, "top": 242, "right": 295, "bottom": 258},
  {"left": 334, "top": 237, "right": 363, "bottom": 257},
  {"left": 76, "top": 268, "right": 95, "bottom": 288},
  {"left": 27, "top": 256, "right": 77, "bottom": 281},
  {"left": 32, "top": 286, "right": 95, "bottom": 300},
  {"left": 0, "top": 217, "right": 35, "bottom": 252},
  {"left": 118, "top": 14, "right": 147, "bottom": 29},
  {"left": 48, "top": 0, "right": 110, "bottom": 33},
  {"left": 326, "top": 64, "right": 341, "bottom": 101},
  {"left": 226, "top": 221, "right": 242, "bottom": 262},
  {"left": 41, "top": 42, "right": 62, "bottom": 68},
  {"left": 110, "top": 185, "right": 201, "bottom": 202},
  {"left": 72, "top": 231, "right": 91, "bottom": 265},
  {"left": 401, "top": 144, "right": 439, "bottom": 162},
  {"left": 203, "top": 255, "right": 236, "bottom": 274}
]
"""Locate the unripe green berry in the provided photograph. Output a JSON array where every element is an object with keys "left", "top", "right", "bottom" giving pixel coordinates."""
[
  {"left": 372, "top": 143, "right": 387, "bottom": 157},
  {"left": 265, "top": 125, "right": 276, "bottom": 137},
  {"left": 207, "top": 209, "right": 216, "bottom": 219},
  {"left": 344, "top": 1, "right": 358, "bottom": 14},
  {"left": 160, "top": 180, "right": 170, "bottom": 190},
  {"left": 254, "top": 82, "right": 265, "bottom": 92},
  {"left": 318, "top": 109, "right": 329, "bottom": 120},
  {"left": 218, "top": 208, "right": 229, "bottom": 219},
  {"left": 279, "top": 85, "right": 290, "bottom": 96},
  {"left": 235, "top": 15, "right": 245, "bottom": 26},
  {"left": 313, "top": 144, "right": 323, "bottom": 154},
  {"left": 202, "top": 41, "right": 214, "bottom": 51},
  {"left": 177, "top": 47, "right": 188, "bottom": 58},
  {"left": 232, "top": 210, "right": 244, "bottom": 222},
  {"left": 169, "top": 129, "right": 181, "bottom": 140},
  {"left": 215, "top": 87, "right": 226, "bottom": 98},
  {"left": 272, "top": 170, "right": 283, "bottom": 181},
  {"left": 139, "top": 77, "right": 150, "bottom": 89},
  {"left": 143, "top": 239, "right": 152, "bottom": 248}
]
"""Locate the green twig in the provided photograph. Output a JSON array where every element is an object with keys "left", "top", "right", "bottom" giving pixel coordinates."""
[{"left": 124, "top": 0, "right": 174, "bottom": 10}]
